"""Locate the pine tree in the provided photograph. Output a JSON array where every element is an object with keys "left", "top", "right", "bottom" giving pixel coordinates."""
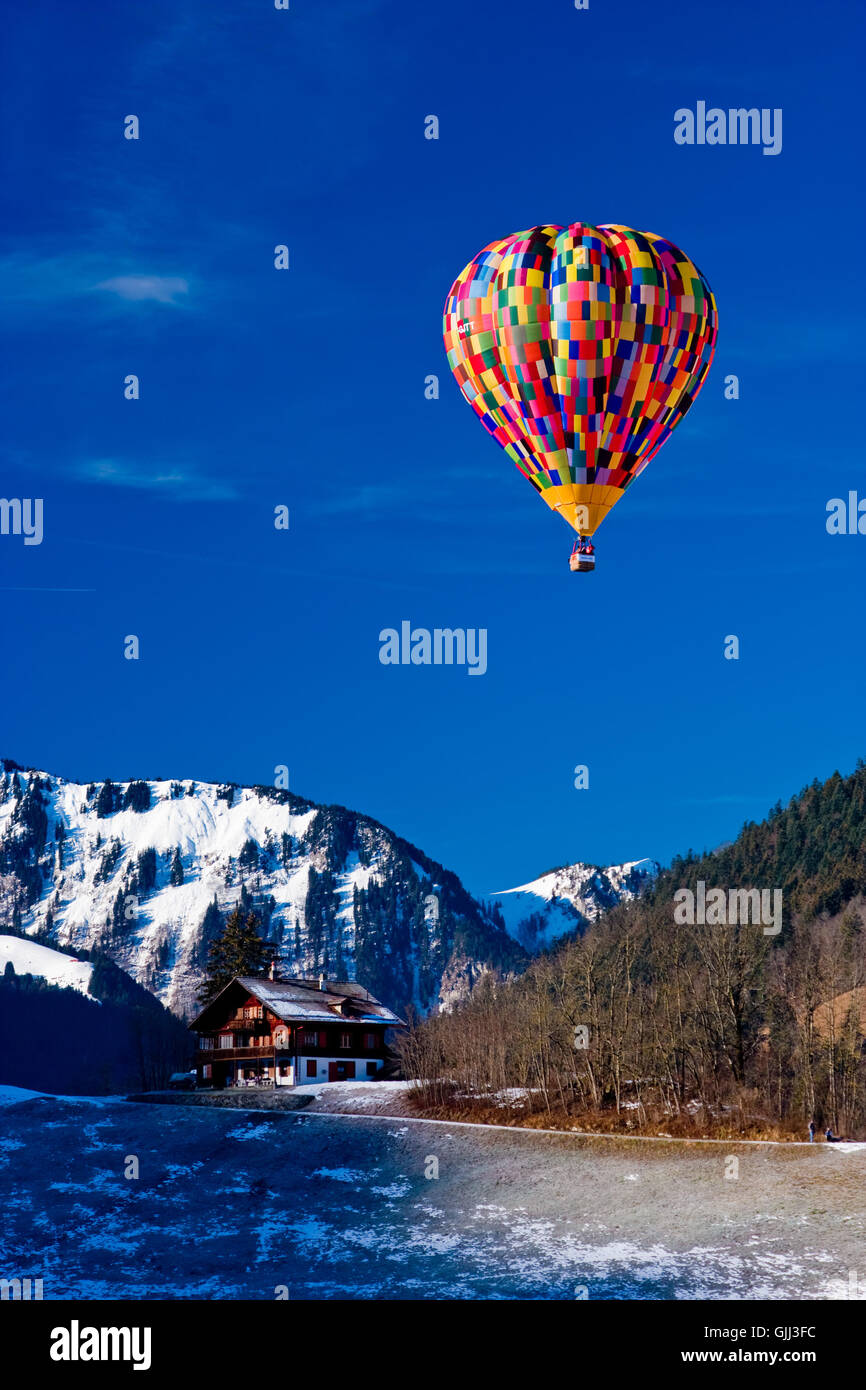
[
  {"left": 238, "top": 838, "right": 259, "bottom": 871},
  {"left": 200, "top": 897, "right": 223, "bottom": 940},
  {"left": 169, "top": 848, "right": 184, "bottom": 886},
  {"left": 136, "top": 847, "right": 157, "bottom": 893},
  {"left": 123, "top": 780, "right": 152, "bottom": 813},
  {"left": 95, "top": 779, "right": 118, "bottom": 819},
  {"left": 197, "top": 909, "right": 269, "bottom": 1004}
]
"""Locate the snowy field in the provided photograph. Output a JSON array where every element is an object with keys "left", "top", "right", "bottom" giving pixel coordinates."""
[{"left": 0, "top": 1087, "right": 864, "bottom": 1300}]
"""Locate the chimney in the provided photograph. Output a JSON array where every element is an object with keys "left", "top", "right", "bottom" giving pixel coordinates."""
[{"left": 318, "top": 973, "right": 325, "bottom": 991}]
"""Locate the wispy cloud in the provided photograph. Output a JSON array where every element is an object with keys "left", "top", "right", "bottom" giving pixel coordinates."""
[
  {"left": 76, "top": 458, "right": 237, "bottom": 501},
  {"left": 92, "top": 275, "right": 189, "bottom": 304},
  {"left": 0, "top": 252, "right": 195, "bottom": 312}
]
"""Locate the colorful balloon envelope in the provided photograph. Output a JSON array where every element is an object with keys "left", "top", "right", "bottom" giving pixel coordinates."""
[{"left": 443, "top": 223, "right": 718, "bottom": 539}]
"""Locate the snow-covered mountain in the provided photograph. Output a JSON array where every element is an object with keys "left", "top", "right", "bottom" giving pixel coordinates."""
[
  {"left": 0, "top": 760, "right": 524, "bottom": 1019},
  {"left": 0, "top": 758, "right": 658, "bottom": 1021},
  {"left": 0, "top": 934, "right": 95, "bottom": 997},
  {"left": 492, "top": 858, "right": 659, "bottom": 951}
]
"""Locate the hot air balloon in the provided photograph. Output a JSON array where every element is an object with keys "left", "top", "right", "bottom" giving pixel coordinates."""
[{"left": 443, "top": 223, "right": 718, "bottom": 572}]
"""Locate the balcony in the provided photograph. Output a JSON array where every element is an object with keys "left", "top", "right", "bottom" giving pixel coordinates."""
[{"left": 200, "top": 1044, "right": 284, "bottom": 1061}]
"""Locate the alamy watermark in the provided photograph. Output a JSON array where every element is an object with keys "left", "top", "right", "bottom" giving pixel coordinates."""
[
  {"left": 826, "top": 492, "right": 866, "bottom": 535},
  {"left": 49, "top": 1321, "right": 152, "bottom": 1371},
  {"left": 674, "top": 103, "right": 782, "bottom": 156},
  {"left": 1, "top": 1276, "right": 43, "bottom": 1299},
  {"left": 0, "top": 497, "right": 43, "bottom": 545},
  {"left": 674, "top": 880, "right": 782, "bottom": 935},
  {"left": 379, "top": 622, "right": 487, "bottom": 676}
]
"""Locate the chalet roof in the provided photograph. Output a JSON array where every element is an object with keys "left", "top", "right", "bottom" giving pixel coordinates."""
[{"left": 189, "top": 975, "right": 405, "bottom": 1030}]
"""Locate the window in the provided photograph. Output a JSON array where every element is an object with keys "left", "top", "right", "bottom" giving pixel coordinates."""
[
  {"left": 363, "top": 1033, "right": 377, "bottom": 1050},
  {"left": 203, "top": 1064, "right": 212, "bottom": 1079},
  {"left": 200, "top": 1037, "right": 214, "bottom": 1050},
  {"left": 366, "top": 1062, "right": 378, "bottom": 1076},
  {"left": 219, "top": 1034, "right": 233, "bottom": 1049},
  {"left": 306, "top": 1060, "right": 317, "bottom": 1078},
  {"left": 301, "top": 1030, "right": 318, "bottom": 1048},
  {"left": 340, "top": 1032, "right": 351, "bottom": 1049},
  {"left": 244, "top": 1005, "right": 263, "bottom": 1020}
]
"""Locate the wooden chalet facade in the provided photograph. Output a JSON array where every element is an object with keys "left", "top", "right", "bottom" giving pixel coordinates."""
[{"left": 189, "top": 974, "right": 405, "bottom": 1089}]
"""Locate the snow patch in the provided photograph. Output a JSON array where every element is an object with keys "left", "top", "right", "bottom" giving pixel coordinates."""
[{"left": 225, "top": 1123, "right": 275, "bottom": 1142}]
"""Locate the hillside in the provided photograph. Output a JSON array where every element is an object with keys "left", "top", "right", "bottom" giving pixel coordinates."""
[
  {"left": 0, "top": 933, "right": 191, "bottom": 1093},
  {"left": 0, "top": 933, "right": 93, "bottom": 995}
]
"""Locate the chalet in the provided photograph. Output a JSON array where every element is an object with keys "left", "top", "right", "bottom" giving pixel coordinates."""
[{"left": 189, "top": 973, "right": 405, "bottom": 1089}]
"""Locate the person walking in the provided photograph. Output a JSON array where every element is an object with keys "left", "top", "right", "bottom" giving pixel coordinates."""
[{"left": 808, "top": 1120, "right": 816, "bottom": 1142}]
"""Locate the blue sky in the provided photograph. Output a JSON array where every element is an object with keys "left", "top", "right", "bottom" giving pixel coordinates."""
[{"left": 2, "top": 0, "right": 864, "bottom": 896}]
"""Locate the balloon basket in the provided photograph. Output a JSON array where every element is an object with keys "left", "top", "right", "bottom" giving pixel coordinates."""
[{"left": 569, "top": 552, "right": 596, "bottom": 573}]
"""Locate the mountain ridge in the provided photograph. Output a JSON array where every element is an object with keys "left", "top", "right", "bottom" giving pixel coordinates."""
[
  {"left": 0, "top": 757, "right": 655, "bottom": 1019},
  {"left": 491, "top": 857, "right": 659, "bottom": 951}
]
